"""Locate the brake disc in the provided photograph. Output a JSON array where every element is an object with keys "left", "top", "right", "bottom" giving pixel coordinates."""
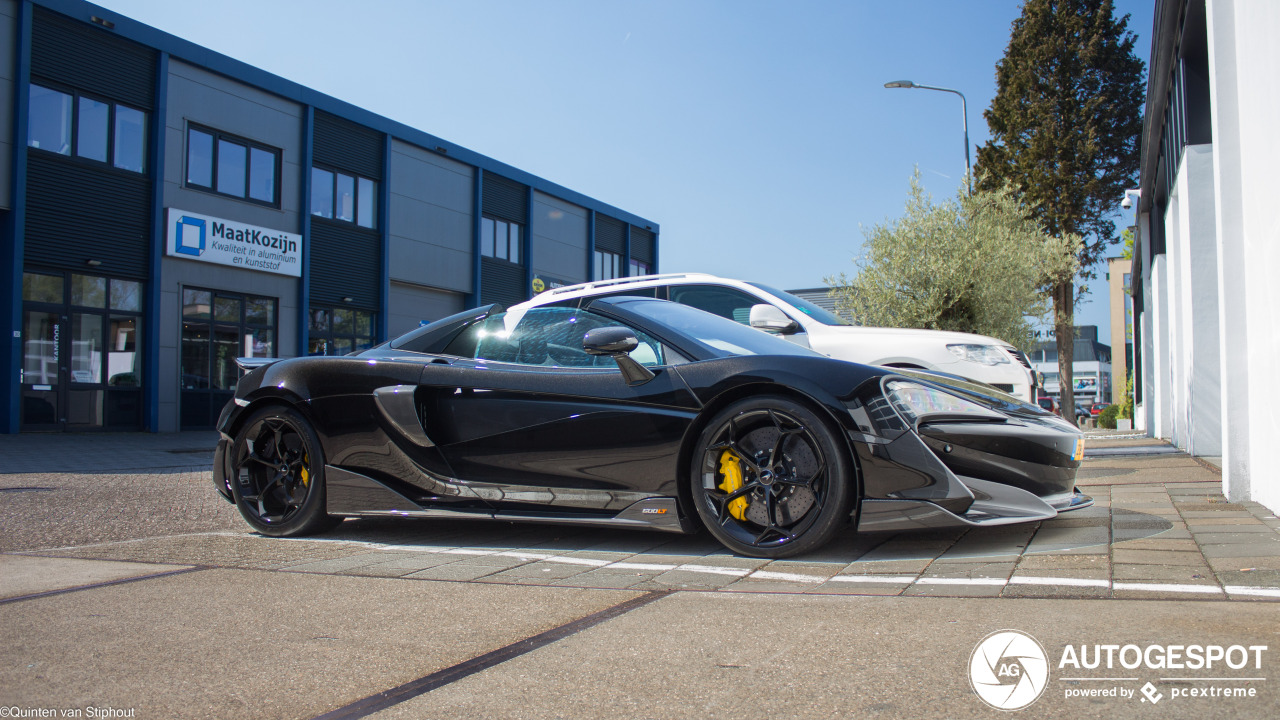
[{"left": 738, "top": 426, "right": 818, "bottom": 526}]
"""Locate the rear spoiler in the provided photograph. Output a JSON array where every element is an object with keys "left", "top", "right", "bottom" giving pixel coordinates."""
[{"left": 234, "top": 357, "right": 278, "bottom": 371}]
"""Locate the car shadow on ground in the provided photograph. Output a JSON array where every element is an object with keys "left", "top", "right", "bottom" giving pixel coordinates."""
[{"left": 296, "top": 507, "right": 1175, "bottom": 565}]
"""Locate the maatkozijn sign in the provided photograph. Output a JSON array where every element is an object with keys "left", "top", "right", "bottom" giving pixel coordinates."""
[{"left": 165, "top": 208, "right": 302, "bottom": 277}]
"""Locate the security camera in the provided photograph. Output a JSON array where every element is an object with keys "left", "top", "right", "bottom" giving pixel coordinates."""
[{"left": 1121, "top": 188, "right": 1140, "bottom": 210}]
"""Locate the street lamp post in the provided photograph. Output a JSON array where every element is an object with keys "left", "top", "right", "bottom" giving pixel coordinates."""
[{"left": 884, "top": 80, "right": 971, "bottom": 196}]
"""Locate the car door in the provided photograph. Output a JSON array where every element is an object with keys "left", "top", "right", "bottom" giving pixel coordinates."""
[
  {"left": 416, "top": 306, "right": 701, "bottom": 512},
  {"left": 666, "top": 283, "right": 811, "bottom": 349}
]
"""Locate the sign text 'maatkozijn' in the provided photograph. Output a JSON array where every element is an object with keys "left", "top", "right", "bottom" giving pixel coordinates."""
[{"left": 165, "top": 208, "right": 302, "bottom": 277}]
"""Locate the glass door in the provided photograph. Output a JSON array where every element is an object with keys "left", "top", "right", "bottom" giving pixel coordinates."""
[
  {"left": 21, "top": 308, "right": 63, "bottom": 429},
  {"left": 19, "top": 271, "right": 144, "bottom": 431},
  {"left": 180, "top": 287, "right": 276, "bottom": 429}
]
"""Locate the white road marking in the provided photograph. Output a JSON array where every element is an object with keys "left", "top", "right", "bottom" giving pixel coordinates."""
[
  {"left": 1225, "top": 586, "right": 1280, "bottom": 598},
  {"left": 828, "top": 575, "right": 917, "bottom": 584},
  {"left": 28, "top": 531, "right": 1280, "bottom": 600},
  {"left": 1113, "top": 582, "right": 1224, "bottom": 595},
  {"left": 750, "top": 570, "right": 826, "bottom": 583},
  {"left": 1008, "top": 576, "right": 1110, "bottom": 588},
  {"left": 916, "top": 577, "right": 1007, "bottom": 586}
]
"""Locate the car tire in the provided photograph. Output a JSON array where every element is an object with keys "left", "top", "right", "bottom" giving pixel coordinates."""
[
  {"left": 229, "top": 405, "right": 339, "bottom": 537},
  {"left": 690, "top": 396, "right": 854, "bottom": 558}
]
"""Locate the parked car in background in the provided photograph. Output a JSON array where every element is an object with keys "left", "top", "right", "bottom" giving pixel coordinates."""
[
  {"left": 512, "top": 274, "right": 1039, "bottom": 401},
  {"left": 1089, "top": 402, "right": 1108, "bottom": 417},
  {"left": 1036, "top": 395, "right": 1060, "bottom": 416},
  {"left": 1075, "top": 403, "right": 1091, "bottom": 423}
]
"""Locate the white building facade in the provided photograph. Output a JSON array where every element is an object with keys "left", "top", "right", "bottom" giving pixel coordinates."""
[{"left": 1130, "top": 0, "right": 1280, "bottom": 514}]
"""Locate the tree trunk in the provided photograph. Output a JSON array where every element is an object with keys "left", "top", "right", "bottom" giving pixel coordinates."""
[{"left": 1054, "top": 280, "right": 1075, "bottom": 422}]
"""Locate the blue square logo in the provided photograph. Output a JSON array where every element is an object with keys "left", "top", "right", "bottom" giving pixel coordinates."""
[{"left": 176, "top": 216, "right": 205, "bottom": 256}]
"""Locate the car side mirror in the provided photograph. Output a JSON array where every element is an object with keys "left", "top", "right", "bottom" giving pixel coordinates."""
[
  {"left": 583, "top": 327, "right": 638, "bottom": 356},
  {"left": 582, "top": 327, "right": 656, "bottom": 386},
  {"left": 749, "top": 304, "right": 800, "bottom": 334}
]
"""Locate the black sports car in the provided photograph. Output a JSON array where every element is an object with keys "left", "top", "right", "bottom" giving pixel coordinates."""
[{"left": 213, "top": 296, "right": 1090, "bottom": 558}]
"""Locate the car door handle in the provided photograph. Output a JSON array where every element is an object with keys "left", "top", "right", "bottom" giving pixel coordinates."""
[{"left": 430, "top": 358, "right": 450, "bottom": 365}]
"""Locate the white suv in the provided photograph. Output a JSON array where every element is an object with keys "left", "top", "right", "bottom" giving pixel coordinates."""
[{"left": 511, "top": 273, "right": 1037, "bottom": 401}]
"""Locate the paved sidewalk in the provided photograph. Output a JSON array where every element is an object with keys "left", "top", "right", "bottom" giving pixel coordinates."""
[
  {"left": 5, "top": 431, "right": 1278, "bottom": 602},
  {"left": 0, "top": 430, "right": 219, "bottom": 474},
  {"left": 3, "top": 429, "right": 1279, "bottom": 719}
]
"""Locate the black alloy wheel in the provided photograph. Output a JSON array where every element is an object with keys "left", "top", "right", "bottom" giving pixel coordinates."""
[
  {"left": 691, "top": 396, "right": 853, "bottom": 558},
  {"left": 229, "top": 406, "right": 338, "bottom": 536}
]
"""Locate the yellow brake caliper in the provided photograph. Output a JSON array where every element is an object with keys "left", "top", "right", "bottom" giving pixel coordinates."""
[
  {"left": 299, "top": 452, "right": 310, "bottom": 486},
  {"left": 717, "top": 450, "right": 749, "bottom": 521}
]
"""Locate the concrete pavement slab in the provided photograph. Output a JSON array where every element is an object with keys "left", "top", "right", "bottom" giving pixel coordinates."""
[
  {"left": 0, "top": 555, "right": 192, "bottom": 599},
  {"left": 1201, "top": 544, "right": 1280, "bottom": 558},
  {"left": 1014, "top": 554, "right": 1109, "bottom": 571},
  {"left": 547, "top": 568, "right": 653, "bottom": 589},
  {"left": 0, "top": 568, "right": 639, "bottom": 719},
  {"left": 1112, "top": 538, "right": 1201, "bottom": 551},
  {"left": 840, "top": 558, "right": 933, "bottom": 574},
  {"left": 365, "top": 593, "right": 1280, "bottom": 719},
  {"left": 1111, "top": 549, "right": 1209, "bottom": 566},
  {"left": 919, "top": 561, "right": 1016, "bottom": 579},
  {"left": 1111, "top": 563, "right": 1214, "bottom": 583}
]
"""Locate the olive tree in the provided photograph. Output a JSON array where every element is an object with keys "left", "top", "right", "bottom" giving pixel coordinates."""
[{"left": 826, "top": 173, "right": 1079, "bottom": 353}]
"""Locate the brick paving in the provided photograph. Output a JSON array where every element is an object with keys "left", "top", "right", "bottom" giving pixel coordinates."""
[{"left": 3, "top": 430, "right": 1279, "bottom": 602}]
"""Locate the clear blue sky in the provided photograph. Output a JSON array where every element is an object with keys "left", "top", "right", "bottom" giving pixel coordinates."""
[{"left": 98, "top": 0, "right": 1154, "bottom": 345}]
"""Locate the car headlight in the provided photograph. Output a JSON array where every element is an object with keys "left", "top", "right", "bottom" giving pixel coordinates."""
[
  {"left": 885, "top": 380, "right": 1005, "bottom": 425},
  {"left": 946, "top": 343, "right": 1011, "bottom": 366}
]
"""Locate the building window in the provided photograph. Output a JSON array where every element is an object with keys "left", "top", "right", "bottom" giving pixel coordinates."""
[
  {"left": 311, "top": 167, "right": 377, "bottom": 229},
  {"left": 629, "top": 259, "right": 650, "bottom": 277},
  {"left": 27, "top": 84, "right": 147, "bottom": 173},
  {"left": 308, "top": 306, "right": 375, "bottom": 356},
  {"left": 481, "top": 216, "right": 522, "bottom": 263},
  {"left": 20, "top": 271, "right": 145, "bottom": 429},
  {"left": 185, "top": 125, "right": 279, "bottom": 205},
  {"left": 595, "top": 250, "right": 621, "bottom": 280}
]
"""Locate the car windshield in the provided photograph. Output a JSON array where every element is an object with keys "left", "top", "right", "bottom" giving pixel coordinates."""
[
  {"left": 619, "top": 299, "right": 823, "bottom": 359},
  {"left": 746, "top": 283, "right": 851, "bottom": 326}
]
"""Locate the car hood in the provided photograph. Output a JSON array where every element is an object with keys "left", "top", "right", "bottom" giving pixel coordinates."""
[{"left": 812, "top": 323, "right": 1013, "bottom": 347}]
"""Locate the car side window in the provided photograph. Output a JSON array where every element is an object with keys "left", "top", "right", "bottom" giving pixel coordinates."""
[
  {"left": 668, "top": 284, "right": 767, "bottom": 326},
  {"left": 443, "top": 307, "right": 667, "bottom": 368}
]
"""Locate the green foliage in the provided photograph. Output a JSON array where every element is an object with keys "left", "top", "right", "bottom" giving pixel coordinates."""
[
  {"left": 1098, "top": 403, "right": 1120, "bottom": 429},
  {"left": 825, "top": 173, "right": 1079, "bottom": 352},
  {"left": 1118, "top": 372, "right": 1134, "bottom": 419},
  {"left": 975, "top": 0, "right": 1146, "bottom": 414}
]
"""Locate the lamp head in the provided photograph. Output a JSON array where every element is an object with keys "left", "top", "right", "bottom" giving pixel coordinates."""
[{"left": 884, "top": 80, "right": 916, "bottom": 89}]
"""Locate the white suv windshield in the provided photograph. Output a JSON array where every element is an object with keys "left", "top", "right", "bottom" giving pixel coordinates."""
[
  {"left": 617, "top": 299, "right": 821, "bottom": 359},
  {"left": 746, "top": 283, "right": 850, "bottom": 326}
]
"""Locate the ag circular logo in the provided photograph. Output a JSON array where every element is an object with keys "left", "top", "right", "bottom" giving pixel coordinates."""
[{"left": 969, "top": 630, "right": 1050, "bottom": 710}]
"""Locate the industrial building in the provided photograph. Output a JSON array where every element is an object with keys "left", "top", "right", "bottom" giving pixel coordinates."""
[{"left": 1, "top": 0, "right": 659, "bottom": 433}]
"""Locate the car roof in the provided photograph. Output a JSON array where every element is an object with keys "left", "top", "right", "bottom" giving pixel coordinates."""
[{"left": 515, "top": 272, "right": 753, "bottom": 307}]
